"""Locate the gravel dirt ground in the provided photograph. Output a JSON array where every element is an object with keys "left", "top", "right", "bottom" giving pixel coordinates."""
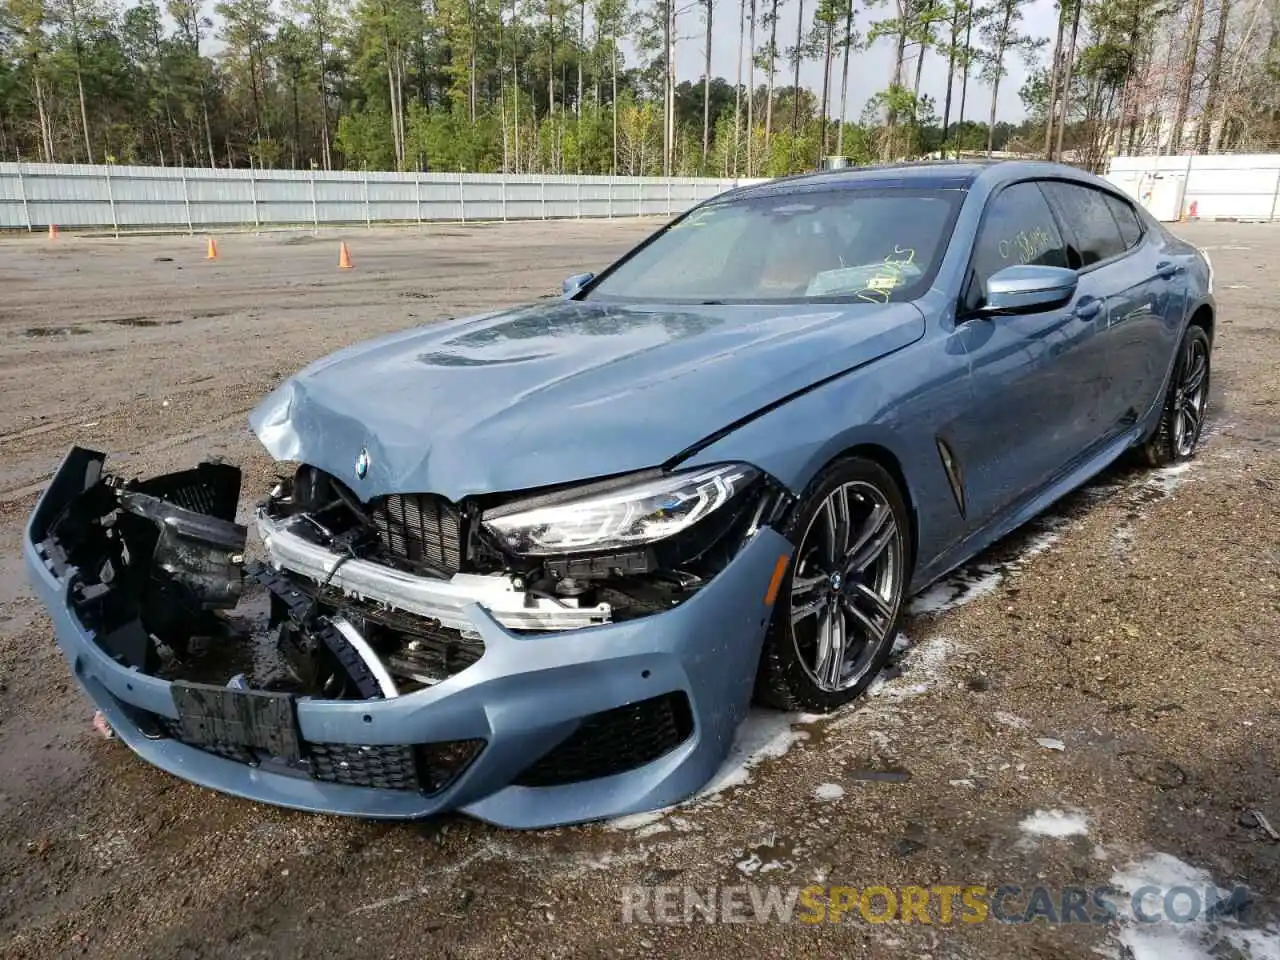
[{"left": 0, "top": 219, "right": 1276, "bottom": 959}]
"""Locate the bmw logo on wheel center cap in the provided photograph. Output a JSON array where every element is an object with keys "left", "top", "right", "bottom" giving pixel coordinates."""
[{"left": 355, "top": 448, "right": 370, "bottom": 479}]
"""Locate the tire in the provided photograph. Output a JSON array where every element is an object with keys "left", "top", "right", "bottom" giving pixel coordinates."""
[
  {"left": 1142, "top": 324, "right": 1211, "bottom": 467},
  {"left": 755, "top": 457, "right": 912, "bottom": 712}
]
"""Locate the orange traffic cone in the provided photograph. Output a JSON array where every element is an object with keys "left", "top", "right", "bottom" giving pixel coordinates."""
[
  {"left": 338, "top": 241, "right": 353, "bottom": 270},
  {"left": 206, "top": 237, "right": 218, "bottom": 260},
  {"left": 48, "top": 223, "right": 58, "bottom": 241}
]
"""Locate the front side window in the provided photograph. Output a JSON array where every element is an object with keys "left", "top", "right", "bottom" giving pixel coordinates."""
[
  {"left": 1041, "top": 181, "right": 1127, "bottom": 266},
  {"left": 966, "top": 182, "right": 1069, "bottom": 311},
  {"left": 583, "top": 188, "right": 964, "bottom": 304}
]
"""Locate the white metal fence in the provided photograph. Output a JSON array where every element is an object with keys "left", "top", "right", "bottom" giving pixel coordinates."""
[
  {"left": 1106, "top": 154, "right": 1280, "bottom": 222},
  {"left": 0, "top": 163, "right": 765, "bottom": 232}
]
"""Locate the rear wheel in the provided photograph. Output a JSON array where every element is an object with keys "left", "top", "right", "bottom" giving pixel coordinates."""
[
  {"left": 1142, "top": 324, "right": 1211, "bottom": 466},
  {"left": 755, "top": 457, "right": 910, "bottom": 712}
]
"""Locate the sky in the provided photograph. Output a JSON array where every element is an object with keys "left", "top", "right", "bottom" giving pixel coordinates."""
[{"left": 654, "top": 0, "right": 1057, "bottom": 124}]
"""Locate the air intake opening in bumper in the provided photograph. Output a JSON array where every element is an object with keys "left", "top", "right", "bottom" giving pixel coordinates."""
[{"left": 513, "top": 692, "right": 695, "bottom": 788}]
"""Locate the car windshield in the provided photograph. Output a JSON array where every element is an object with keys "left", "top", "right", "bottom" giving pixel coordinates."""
[{"left": 584, "top": 187, "right": 964, "bottom": 304}]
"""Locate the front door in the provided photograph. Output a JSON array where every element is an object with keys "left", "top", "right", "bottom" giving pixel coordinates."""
[{"left": 949, "top": 180, "right": 1110, "bottom": 529}]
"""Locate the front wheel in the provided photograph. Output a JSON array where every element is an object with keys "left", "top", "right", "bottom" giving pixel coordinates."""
[
  {"left": 1142, "top": 324, "right": 1211, "bottom": 466},
  {"left": 755, "top": 457, "right": 911, "bottom": 712}
]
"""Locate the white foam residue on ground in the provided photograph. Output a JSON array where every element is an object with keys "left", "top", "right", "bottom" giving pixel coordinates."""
[
  {"left": 909, "top": 569, "right": 1004, "bottom": 615},
  {"left": 608, "top": 809, "right": 670, "bottom": 831},
  {"left": 736, "top": 852, "right": 793, "bottom": 875},
  {"left": 1146, "top": 461, "right": 1197, "bottom": 497},
  {"left": 1103, "top": 853, "right": 1280, "bottom": 960},
  {"left": 908, "top": 525, "right": 1065, "bottom": 616},
  {"left": 608, "top": 708, "right": 815, "bottom": 832},
  {"left": 866, "top": 635, "right": 956, "bottom": 701},
  {"left": 1018, "top": 528, "right": 1066, "bottom": 559},
  {"left": 813, "top": 782, "right": 845, "bottom": 801},
  {"left": 697, "top": 710, "right": 812, "bottom": 798},
  {"left": 1019, "top": 809, "right": 1089, "bottom": 838}
]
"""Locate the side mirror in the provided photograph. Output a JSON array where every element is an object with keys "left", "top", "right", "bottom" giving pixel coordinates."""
[
  {"left": 982, "top": 264, "right": 1078, "bottom": 314},
  {"left": 562, "top": 272, "right": 595, "bottom": 298}
]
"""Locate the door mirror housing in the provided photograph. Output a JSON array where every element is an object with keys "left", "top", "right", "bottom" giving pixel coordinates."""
[
  {"left": 982, "top": 264, "right": 1078, "bottom": 314},
  {"left": 562, "top": 272, "right": 595, "bottom": 298}
]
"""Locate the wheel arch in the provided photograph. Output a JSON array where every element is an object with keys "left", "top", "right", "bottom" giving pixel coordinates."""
[
  {"left": 1187, "top": 301, "right": 1214, "bottom": 344},
  {"left": 802, "top": 443, "right": 920, "bottom": 577}
]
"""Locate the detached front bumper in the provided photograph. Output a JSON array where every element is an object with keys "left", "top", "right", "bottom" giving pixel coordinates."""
[{"left": 25, "top": 448, "right": 792, "bottom": 827}]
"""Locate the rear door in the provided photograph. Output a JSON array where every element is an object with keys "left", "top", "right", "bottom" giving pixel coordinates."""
[
  {"left": 1040, "top": 180, "right": 1173, "bottom": 437},
  {"left": 950, "top": 181, "right": 1108, "bottom": 528}
]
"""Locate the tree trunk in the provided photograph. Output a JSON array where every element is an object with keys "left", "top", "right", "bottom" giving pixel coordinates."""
[
  {"left": 735, "top": 0, "right": 746, "bottom": 167},
  {"left": 34, "top": 71, "right": 54, "bottom": 162},
  {"left": 942, "top": 1, "right": 960, "bottom": 147},
  {"left": 956, "top": 4, "right": 972, "bottom": 158},
  {"left": 664, "top": 0, "right": 675, "bottom": 175},
  {"left": 76, "top": 68, "right": 94, "bottom": 164},
  {"left": 515, "top": 52, "right": 522, "bottom": 173},
  {"left": 470, "top": 0, "right": 480, "bottom": 121},
  {"left": 765, "top": 0, "right": 779, "bottom": 152},
  {"left": 703, "top": 0, "right": 713, "bottom": 164},
  {"left": 384, "top": 25, "right": 403, "bottom": 168},
  {"left": 1043, "top": 0, "right": 1067, "bottom": 157},
  {"left": 912, "top": 34, "right": 926, "bottom": 143},
  {"left": 203, "top": 93, "right": 215, "bottom": 168},
  {"left": 612, "top": 39, "right": 618, "bottom": 174},
  {"left": 985, "top": 54, "right": 1003, "bottom": 156},
  {"left": 1055, "top": 0, "right": 1081, "bottom": 157},
  {"left": 985, "top": 7, "right": 1012, "bottom": 157},
  {"left": 883, "top": 1, "right": 908, "bottom": 160},
  {"left": 837, "top": 0, "right": 853, "bottom": 154},
  {"left": 499, "top": 26, "right": 509, "bottom": 172},
  {"left": 746, "top": 0, "right": 757, "bottom": 173},
  {"left": 1198, "top": 0, "right": 1231, "bottom": 151},
  {"left": 549, "top": 4, "right": 556, "bottom": 127},
  {"left": 819, "top": 18, "right": 833, "bottom": 158},
  {"left": 317, "top": 27, "right": 332, "bottom": 169},
  {"left": 578, "top": 0, "right": 585, "bottom": 118},
  {"left": 791, "top": 0, "right": 803, "bottom": 137}
]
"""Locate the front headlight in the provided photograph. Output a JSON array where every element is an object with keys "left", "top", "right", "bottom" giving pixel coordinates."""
[{"left": 481, "top": 463, "right": 761, "bottom": 556}]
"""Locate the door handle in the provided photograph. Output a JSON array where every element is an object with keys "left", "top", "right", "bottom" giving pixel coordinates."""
[
  {"left": 1075, "top": 298, "right": 1102, "bottom": 320},
  {"left": 1156, "top": 261, "right": 1182, "bottom": 278}
]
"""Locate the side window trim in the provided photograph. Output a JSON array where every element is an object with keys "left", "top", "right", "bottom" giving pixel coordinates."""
[
  {"left": 1102, "top": 191, "right": 1146, "bottom": 250},
  {"left": 1034, "top": 180, "right": 1082, "bottom": 270},
  {"left": 1038, "top": 178, "right": 1140, "bottom": 276}
]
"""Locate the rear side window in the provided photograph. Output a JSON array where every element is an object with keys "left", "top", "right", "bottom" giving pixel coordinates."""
[
  {"left": 1040, "top": 181, "right": 1127, "bottom": 267},
  {"left": 1104, "top": 193, "right": 1144, "bottom": 249},
  {"left": 967, "top": 182, "right": 1069, "bottom": 310}
]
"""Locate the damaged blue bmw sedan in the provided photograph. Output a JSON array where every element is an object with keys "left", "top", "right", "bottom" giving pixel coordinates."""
[{"left": 25, "top": 161, "right": 1215, "bottom": 827}]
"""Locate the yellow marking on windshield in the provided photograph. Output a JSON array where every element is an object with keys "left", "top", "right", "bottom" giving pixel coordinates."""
[{"left": 854, "top": 247, "right": 917, "bottom": 302}]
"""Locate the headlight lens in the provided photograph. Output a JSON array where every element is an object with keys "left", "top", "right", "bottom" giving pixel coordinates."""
[{"left": 482, "top": 463, "right": 761, "bottom": 556}]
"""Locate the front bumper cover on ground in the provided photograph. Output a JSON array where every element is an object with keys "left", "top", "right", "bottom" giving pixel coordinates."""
[{"left": 25, "top": 447, "right": 792, "bottom": 827}]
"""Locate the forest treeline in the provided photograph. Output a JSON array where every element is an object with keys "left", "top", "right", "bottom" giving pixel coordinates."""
[{"left": 2, "top": 0, "right": 1279, "bottom": 176}]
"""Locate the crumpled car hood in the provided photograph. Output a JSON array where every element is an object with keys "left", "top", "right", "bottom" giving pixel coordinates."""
[{"left": 249, "top": 298, "right": 924, "bottom": 501}]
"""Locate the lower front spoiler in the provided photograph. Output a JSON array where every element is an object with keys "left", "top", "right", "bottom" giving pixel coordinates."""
[{"left": 25, "top": 447, "right": 793, "bottom": 828}]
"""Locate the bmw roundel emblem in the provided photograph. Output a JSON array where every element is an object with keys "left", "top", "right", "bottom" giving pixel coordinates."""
[{"left": 355, "top": 448, "right": 370, "bottom": 479}]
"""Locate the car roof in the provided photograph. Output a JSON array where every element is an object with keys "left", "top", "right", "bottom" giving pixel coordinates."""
[{"left": 714, "top": 159, "right": 1103, "bottom": 203}]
